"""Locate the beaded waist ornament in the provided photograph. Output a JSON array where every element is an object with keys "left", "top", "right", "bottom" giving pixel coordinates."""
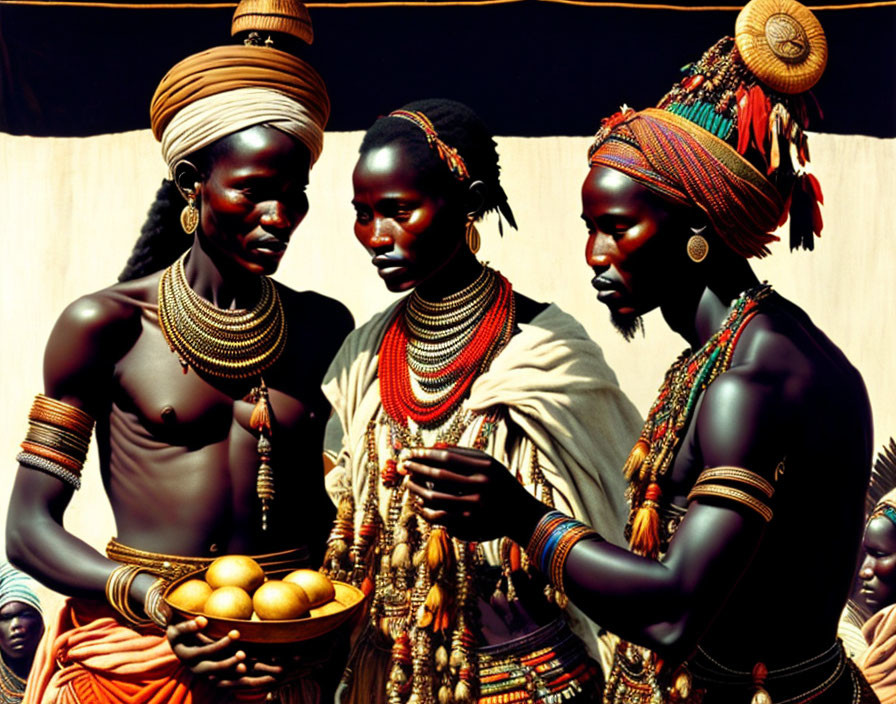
[
  {"left": 689, "top": 641, "right": 879, "bottom": 704},
  {"left": 158, "top": 251, "right": 284, "bottom": 530},
  {"left": 477, "top": 619, "right": 602, "bottom": 704}
]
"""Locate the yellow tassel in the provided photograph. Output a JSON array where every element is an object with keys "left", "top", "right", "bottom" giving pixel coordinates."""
[
  {"left": 454, "top": 680, "right": 473, "bottom": 703},
  {"left": 427, "top": 526, "right": 454, "bottom": 573},
  {"left": 623, "top": 440, "right": 649, "bottom": 480},
  {"left": 630, "top": 483, "right": 662, "bottom": 559},
  {"left": 419, "top": 583, "right": 453, "bottom": 632}
]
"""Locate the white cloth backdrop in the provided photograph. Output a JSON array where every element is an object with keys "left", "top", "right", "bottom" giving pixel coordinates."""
[{"left": 1, "top": 129, "right": 893, "bottom": 613}]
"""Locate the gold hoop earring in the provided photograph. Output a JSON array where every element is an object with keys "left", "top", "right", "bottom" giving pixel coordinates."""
[
  {"left": 180, "top": 194, "right": 199, "bottom": 235},
  {"left": 687, "top": 229, "right": 709, "bottom": 263},
  {"left": 465, "top": 217, "right": 480, "bottom": 254}
]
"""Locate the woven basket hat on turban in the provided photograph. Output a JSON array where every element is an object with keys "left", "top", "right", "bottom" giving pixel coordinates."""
[
  {"left": 149, "top": 0, "right": 329, "bottom": 175},
  {"left": 589, "top": 0, "right": 826, "bottom": 258}
]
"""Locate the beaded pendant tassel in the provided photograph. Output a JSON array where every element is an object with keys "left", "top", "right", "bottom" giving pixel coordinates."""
[{"left": 249, "top": 380, "right": 275, "bottom": 531}]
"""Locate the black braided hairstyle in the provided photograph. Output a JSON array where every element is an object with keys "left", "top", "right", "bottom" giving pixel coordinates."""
[
  {"left": 118, "top": 135, "right": 246, "bottom": 282},
  {"left": 359, "top": 98, "right": 517, "bottom": 231}
]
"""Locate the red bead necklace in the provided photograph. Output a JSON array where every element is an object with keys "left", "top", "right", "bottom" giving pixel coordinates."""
[{"left": 379, "top": 268, "right": 516, "bottom": 428}]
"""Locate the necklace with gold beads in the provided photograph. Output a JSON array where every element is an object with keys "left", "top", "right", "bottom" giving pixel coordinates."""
[
  {"left": 157, "top": 250, "right": 284, "bottom": 531},
  {"left": 157, "top": 251, "right": 287, "bottom": 380}
]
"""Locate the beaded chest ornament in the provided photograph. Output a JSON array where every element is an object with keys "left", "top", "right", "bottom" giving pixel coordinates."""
[{"left": 158, "top": 251, "right": 285, "bottom": 530}]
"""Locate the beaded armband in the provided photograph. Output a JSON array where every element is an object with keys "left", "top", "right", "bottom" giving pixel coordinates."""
[
  {"left": 16, "top": 394, "right": 95, "bottom": 490},
  {"left": 525, "top": 510, "right": 599, "bottom": 595},
  {"left": 686, "top": 466, "right": 774, "bottom": 523}
]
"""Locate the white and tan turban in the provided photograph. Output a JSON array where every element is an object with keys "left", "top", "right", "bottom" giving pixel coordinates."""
[{"left": 149, "top": 45, "right": 330, "bottom": 174}]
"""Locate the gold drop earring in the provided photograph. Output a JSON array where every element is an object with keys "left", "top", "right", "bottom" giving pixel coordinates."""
[
  {"left": 686, "top": 226, "right": 709, "bottom": 263},
  {"left": 465, "top": 215, "right": 480, "bottom": 254},
  {"left": 180, "top": 193, "right": 199, "bottom": 235}
]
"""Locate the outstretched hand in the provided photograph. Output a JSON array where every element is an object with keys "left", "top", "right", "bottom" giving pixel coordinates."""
[{"left": 404, "top": 446, "right": 549, "bottom": 543}]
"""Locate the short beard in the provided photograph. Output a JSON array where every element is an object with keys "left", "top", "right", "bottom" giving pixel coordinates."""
[{"left": 611, "top": 311, "right": 644, "bottom": 342}]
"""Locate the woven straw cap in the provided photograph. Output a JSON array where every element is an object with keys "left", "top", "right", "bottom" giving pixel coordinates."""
[
  {"left": 231, "top": 0, "right": 314, "bottom": 45},
  {"left": 735, "top": 0, "right": 827, "bottom": 94}
]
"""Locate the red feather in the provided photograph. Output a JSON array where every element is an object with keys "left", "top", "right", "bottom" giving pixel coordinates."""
[
  {"left": 806, "top": 172, "right": 824, "bottom": 205},
  {"left": 736, "top": 85, "right": 750, "bottom": 155},
  {"left": 750, "top": 85, "right": 770, "bottom": 159}
]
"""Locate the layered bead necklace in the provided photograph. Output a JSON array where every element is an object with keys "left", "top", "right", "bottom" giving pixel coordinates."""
[
  {"left": 157, "top": 252, "right": 287, "bottom": 380},
  {"left": 0, "top": 655, "right": 25, "bottom": 704},
  {"left": 379, "top": 265, "right": 516, "bottom": 429},
  {"left": 623, "top": 283, "right": 773, "bottom": 559},
  {"left": 324, "top": 265, "right": 525, "bottom": 704},
  {"left": 157, "top": 251, "right": 284, "bottom": 530}
]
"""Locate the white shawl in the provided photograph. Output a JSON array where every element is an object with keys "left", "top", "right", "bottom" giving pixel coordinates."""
[{"left": 321, "top": 301, "right": 642, "bottom": 658}]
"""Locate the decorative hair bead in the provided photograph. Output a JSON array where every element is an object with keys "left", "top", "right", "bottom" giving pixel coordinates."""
[{"left": 388, "top": 110, "right": 471, "bottom": 182}]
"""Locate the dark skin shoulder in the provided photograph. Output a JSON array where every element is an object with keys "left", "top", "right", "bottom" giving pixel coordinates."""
[{"left": 7, "top": 272, "right": 353, "bottom": 596}]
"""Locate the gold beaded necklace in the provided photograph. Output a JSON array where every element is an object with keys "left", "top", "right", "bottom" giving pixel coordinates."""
[
  {"left": 0, "top": 655, "right": 25, "bottom": 704},
  {"left": 157, "top": 250, "right": 284, "bottom": 531},
  {"left": 157, "top": 252, "right": 287, "bottom": 380}
]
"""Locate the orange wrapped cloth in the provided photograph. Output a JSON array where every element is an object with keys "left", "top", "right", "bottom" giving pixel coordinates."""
[
  {"left": 857, "top": 603, "right": 896, "bottom": 704},
  {"left": 149, "top": 45, "right": 330, "bottom": 173},
  {"left": 22, "top": 599, "right": 214, "bottom": 704}
]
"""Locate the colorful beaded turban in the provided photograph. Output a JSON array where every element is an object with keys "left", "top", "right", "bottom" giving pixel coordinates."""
[
  {"left": 589, "top": 0, "right": 826, "bottom": 258},
  {"left": 149, "top": 0, "right": 329, "bottom": 174},
  {"left": 0, "top": 562, "right": 42, "bottom": 615}
]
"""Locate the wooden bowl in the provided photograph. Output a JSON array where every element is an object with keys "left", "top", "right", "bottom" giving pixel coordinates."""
[{"left": 163, "top": 567, "right": 366, "bottom": 644}]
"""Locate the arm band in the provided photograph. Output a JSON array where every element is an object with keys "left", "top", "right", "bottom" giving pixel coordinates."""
[
  {"left": 16, "top": 394, "right": 95, "bottom": 490},
  {"left": 687, "top": 466, "right": 774, "bottom": 522}
]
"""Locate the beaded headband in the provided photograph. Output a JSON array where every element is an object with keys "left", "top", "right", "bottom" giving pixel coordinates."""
[{"left": 387, "top": 109, "right": 471, "bottom": 182}]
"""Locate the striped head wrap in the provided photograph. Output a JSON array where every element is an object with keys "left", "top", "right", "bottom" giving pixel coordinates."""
[
  {"left": 150, "top": 44, "right": 329, "bottom": 174},
  {"left": 590, "top": 108, "right": 785, "bottom": 258},
  {"left": 0, "top": 562, "right": 41, "bottom": 615},
  {"left": 588, "top": 0, "right": 826, "bottom": 257},
  {"left": 870, "top": 489, "right": 896, "bottom": 529}
]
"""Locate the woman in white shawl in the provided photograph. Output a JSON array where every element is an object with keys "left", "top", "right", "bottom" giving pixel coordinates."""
[{"left": 321, "top": 99, "right": 641, "bottom": 704}]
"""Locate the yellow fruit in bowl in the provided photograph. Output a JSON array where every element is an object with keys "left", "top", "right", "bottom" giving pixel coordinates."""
[
  {"left": 283, "top": 569, "right": 335, "bottom": 608},
  {"left": 203, "top": 586, "right": 254, "bottom": 620},
  {"left": 252, "top": 580, "right": 311, "bottom": 620},
  {"left": 205, "top": 555, "right": 265, "bottom": 592},
  {"left": 167, "top": 579, "right": 213, "bottom": 613}
]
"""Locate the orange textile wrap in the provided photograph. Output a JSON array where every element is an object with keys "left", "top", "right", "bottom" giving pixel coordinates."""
[
  {"left": 857, "top": 603, "right": 896, "bottom": 704},
  {"left": 150, "top": 46, "right": 329, "bottom": 141},
  {"left": 22, "top": 599, "right": 214, "bottom": 704},
  {"left": 22, "top": 599, "right": 320, "bottom": 704},
  {"left": 589, "top": 107, "right": 785, "bottom": 258}
]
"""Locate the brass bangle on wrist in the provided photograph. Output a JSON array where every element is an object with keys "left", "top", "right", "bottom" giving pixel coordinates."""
[
  {"left": 105, "top": 565, "right": 153, "bottom": 627},
  {"left": 143, "top": 577, "right": 169, "bottom": 629}
]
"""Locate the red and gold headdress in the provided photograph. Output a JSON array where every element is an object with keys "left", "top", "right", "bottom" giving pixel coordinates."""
[{"left": 589, "top": 0, "right": 826, "bottom": 257}]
